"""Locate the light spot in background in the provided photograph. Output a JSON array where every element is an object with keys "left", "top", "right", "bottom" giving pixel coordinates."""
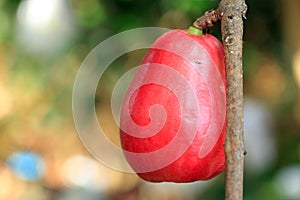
[
  {"left": 60, "top": 154, "right": 107, "bottom": 191},
  {"left": 250, "top": 59, "right": 286, "bottom": 104},
  {"left": 0, "top": 165, "right": 16, "bottom": 198},
  {"left": 15, "top": 0, "right": 78, "bottom": 57},
  {"left": 244, "top": 98, "right": 277, "bottom": 174},
  {"left": 6, "top": 151, "right": 45, "bottom": 181},
  {"left": 293, "top": 50, "right": 300, "bottom": 88},
  {"left": 20, "top": 0, "right": 58, "bottom": 30},
  {"left": 274, "top": 165, "right": 300, "bottom": 199}
]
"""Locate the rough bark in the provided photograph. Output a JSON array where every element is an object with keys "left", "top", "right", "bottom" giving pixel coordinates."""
[
  {"left": 192, "top": 1, "right": 247, "bottom": 198},
  {"left": 218, "top": 0, "right": 247, "bottom": 199}
]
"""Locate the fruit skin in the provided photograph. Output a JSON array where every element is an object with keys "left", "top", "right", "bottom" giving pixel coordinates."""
[{"left": 120, "top": 29, "right": 226, "bottom": 183}]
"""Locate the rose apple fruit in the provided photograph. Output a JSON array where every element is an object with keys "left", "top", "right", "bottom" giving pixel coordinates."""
[{"left": 120, "top": 28, "right": 226, "bottom": 183}]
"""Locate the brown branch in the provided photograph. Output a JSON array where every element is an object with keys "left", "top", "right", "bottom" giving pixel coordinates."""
[
  {"left": 192, "top": 1, "right": 247, "bottom": 198},
  {"left": 218, "top": 0, "right": 247, "bottom": 199},
  {"left": 193, "top": 9, "right": 221, "bottom": 30}
]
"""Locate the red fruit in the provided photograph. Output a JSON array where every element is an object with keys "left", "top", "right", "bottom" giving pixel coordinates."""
[{"left": 120, "top": 29, "right": 226, "bottom": 183}]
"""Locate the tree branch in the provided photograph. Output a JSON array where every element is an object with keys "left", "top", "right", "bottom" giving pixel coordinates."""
[
  {"left": 192, "top": 1, "right": 247, "bottom": 198},
  {"left": 218, "top": 0, "right": 247, "bottom": 199}
]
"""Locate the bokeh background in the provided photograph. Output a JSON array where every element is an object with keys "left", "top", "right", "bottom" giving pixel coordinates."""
[{"left": 0, "top": 0, "right": 300, "bottom": 199}]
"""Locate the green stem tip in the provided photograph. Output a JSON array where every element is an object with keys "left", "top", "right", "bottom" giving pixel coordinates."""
[{"left": 188, "top": 26, "right": 203, "bottom": 36}]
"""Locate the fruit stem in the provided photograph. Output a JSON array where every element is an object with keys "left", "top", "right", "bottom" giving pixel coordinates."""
[{"left": 188, "top": 26, "right": 203, "bottom": 36}]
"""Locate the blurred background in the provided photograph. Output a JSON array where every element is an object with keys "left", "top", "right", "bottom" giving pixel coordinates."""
[{"left": 0, "top": 0, "right": 300, "bottom": 199}]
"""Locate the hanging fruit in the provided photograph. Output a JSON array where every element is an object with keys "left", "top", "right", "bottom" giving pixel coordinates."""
[{"left": 120, "top": 27, "right": 226, "bottom": 183}]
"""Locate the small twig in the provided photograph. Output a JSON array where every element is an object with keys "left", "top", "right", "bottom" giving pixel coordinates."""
[{"left": 193, "top": 9, "right": 221, "bottom": 30}]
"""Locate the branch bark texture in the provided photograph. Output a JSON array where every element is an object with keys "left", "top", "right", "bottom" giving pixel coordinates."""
[{"left": 218, "top": 0, "right": 247, "bottom": 199}]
